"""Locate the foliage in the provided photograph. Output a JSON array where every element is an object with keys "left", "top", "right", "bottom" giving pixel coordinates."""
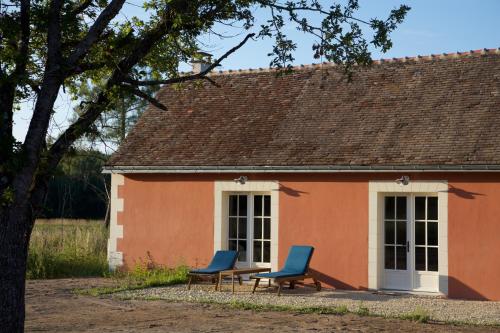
[
  {"left": 27, "top": 220, "right": 108, "bottom": 279},
  {"left": 400, "top": 306, "right": 431, "bottom": 323},
  {"left": 78, "top": 264, "right": 189, "bottom": 296},
  {"left": 226, "top": 300, "right": 349, "bottom": 315},
  {"left": 356, "top": 304, "right": 370, "bottom": 316},
  {"left": 42, "top": 148, "right": 110, "bottom": 219}
]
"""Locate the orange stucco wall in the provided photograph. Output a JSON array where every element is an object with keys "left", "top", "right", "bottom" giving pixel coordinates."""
[
  {"left": 115, "top": 172, "right": 500, "bottom": 300},
  {"left": 278, "top": 175, "right": 369, "bottom": 290},
  {"left": 117, "top": 174, "right": 215, "bottom": 268},
  {"left": 447, "top": 174, "right": 500, "bottom": 300}
]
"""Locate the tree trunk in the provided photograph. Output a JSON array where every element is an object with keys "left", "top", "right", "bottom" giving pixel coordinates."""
[{"left": 0, "top": 201, "right": 32, "bottom": 333}]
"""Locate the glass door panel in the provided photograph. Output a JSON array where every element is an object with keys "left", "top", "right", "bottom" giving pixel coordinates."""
[
  {"left": 253, "top": 195, "right": 271, "bottom": 264},
  {"left": 384, "top": 196, "right": 408, "bottom": 270},
  {"left": 414, "top": 196, "right": 438, "bottom": 272},
  {"left": 227, "top": 193, "right": 272, "bottom": 268},
  {"left": 383, "top": 195, "right": 411, "bottom": 291},
  {"left": 228, "top": 195, "right": 247, "bottom": 262}
]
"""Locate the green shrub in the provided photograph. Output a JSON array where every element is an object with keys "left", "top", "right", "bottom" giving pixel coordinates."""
[{"left": 27, "top": 220, "right": 108, "bottom": 279}]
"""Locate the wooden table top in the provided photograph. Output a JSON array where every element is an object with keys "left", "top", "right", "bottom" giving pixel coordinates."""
[{"left": 220, "top": 267, "right": 271, "bottom": 275}]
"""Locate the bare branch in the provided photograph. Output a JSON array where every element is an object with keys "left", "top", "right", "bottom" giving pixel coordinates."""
[
  {"left": 120, "top": 84, "right": 167, "bottom": 111},
  {"left": 123, "top": 33, "right": 255, "bottom": 86}
]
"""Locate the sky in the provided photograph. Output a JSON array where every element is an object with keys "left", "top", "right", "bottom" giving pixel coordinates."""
[{"left": 13, "top": 0, "right": 500, "bottom": 147}]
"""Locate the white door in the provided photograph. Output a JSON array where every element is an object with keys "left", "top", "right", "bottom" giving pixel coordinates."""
[
  {"left": 412, "top": 195, "right": 439, "bottom": 292},
  {"left": 383, "top": 196, "right": 412, "bottom": 290},
  {"left": 382, "top": 195, "right": 439, "bottom": 292},
  {"left": 227, "top": 193, "right": 271, "bottom": 268}
]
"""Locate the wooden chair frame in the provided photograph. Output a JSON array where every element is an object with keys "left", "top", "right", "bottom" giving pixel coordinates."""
[
  {"left": 251, "top": 271, "right": 321, "bottom": 296},
  {"left": 187, "top": 273, "right": 220, "bottom": 291}
]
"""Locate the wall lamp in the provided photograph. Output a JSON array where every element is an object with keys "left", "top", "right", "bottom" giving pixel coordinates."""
[
  {"left": 395, "top": 175, "right": 410, "bottom": 185},
  {"left": 234, "top": 176, "right": 248, "bottom": 184}
]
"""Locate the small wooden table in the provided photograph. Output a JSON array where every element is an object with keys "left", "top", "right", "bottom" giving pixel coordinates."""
[{"left": 218, "top": 267, "right": 271, "bottom": 293}]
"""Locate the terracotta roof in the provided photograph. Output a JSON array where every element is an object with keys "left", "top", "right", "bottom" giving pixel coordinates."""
[{"left": 107, "top": 49, "right": 500, "bottom": 169}]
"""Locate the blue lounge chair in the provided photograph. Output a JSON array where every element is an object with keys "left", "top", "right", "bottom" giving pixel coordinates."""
[
  {"left": 187, "top": 250, "right": 238, "bottom": 290},
  {"left": 251, "top": 245, "right": 321, "bottom": 295}
]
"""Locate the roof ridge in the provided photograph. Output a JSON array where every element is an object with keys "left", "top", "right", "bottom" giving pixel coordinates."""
[{"left": 178, "top": 48, "right": 500, "bottom": 76}]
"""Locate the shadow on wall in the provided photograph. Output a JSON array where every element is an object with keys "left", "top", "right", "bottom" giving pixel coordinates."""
[
  {"left": 309, "top": 268, "right": 365, "bottom": 291},
  {"left": 446, "top": 185, "right": 484, "bottom": 200},
  {"left": 279, "top": 184, "right": 308, "bottom": 197},
  {"left": 448, "top": 276, "right": 489, "bottom": 301}
]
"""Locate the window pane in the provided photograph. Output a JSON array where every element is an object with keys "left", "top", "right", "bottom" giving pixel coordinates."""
[
  {"left": 229, "top": 217, "right": 237, "bottom": 238},
  {"left": 263, "top": 218, "right": 271, "bottom": 240},
  {"left": 229, "top": 196, "right": 238, "bottom": 216},
  {"left": 264, "top": 195, "right": 271, "bottom": 216},
  {"left": 385, "top": 246, "right": 395, "bottom": 269},
  {"left": 238, "top": 218, "right": 247, "bottom": 238},
  {"left": 253, "top": 241, "right": 262, "bottom": 262},
  {"left": 396, "top": 246, "right": 407, "bottom": 270},
  {"left": 415, "top": 197, "right": 426, "bottom": 220},
  {"left": 228, "top": 240, "right": 237, "bottom": 251},
  {"left": 396, "top": 221, "right": 407, "bottom": 245},
  {"left": 396, "top": 197, "right": 407, "bottom": 220},
  {"left": 253, "top": 218, "right": 262, "bottom": 239},
  {"left": 427, "top": 197, "right": 438, "bottom": 220},
  {"left": 238, "top": 196, "right": 247, "bottom": 216},
  {"left": 427, "top": 247, "right": 438, "bottom": 272},
  {"left": 238, "top": 241, "right": 247, "bottom": 261},
  {"left": 385, "top": 197, "right": 395, "bottom": 219},
  {"left": 254, "top": 195, "right": 262, "bottom": 216},
  {"left": 415, "top": 247, "right": 426, "bottom": 271},
  {"left": 415, "top": 222, "right": 426, "bottom": 245},
  {"left": 385, "top": 221, "right": 395, "bottom": 245},
  {"left": 263, "top": 241, "right": 271, "bottom": 263},
  {"left": 427, "top": 222, "right": 438, "bottom": 246}
]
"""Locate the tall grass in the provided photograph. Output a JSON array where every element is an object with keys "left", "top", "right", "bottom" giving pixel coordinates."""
[{"left": 27, "top": 220, "right": 108, "bottom": 279}]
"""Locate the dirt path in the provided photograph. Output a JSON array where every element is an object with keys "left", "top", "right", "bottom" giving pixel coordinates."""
[{"left": 25, "top": 279, "right": 498, "bottom": 332}]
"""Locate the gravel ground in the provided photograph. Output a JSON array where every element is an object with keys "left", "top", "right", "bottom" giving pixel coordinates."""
[{"left": 117, "top": 282, "right": 500, "bottom": 326}]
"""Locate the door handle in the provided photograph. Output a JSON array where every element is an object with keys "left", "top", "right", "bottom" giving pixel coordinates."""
[{"left": 407, "top": 241, "right": 410, "bottom": 253}]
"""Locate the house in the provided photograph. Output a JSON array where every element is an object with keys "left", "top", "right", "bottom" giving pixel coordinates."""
[{"left": 104, "top": 49, "right": 500, "bottom": 300}]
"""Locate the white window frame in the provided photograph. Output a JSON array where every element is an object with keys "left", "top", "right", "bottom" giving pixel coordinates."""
[
  {"left": 214, "top": 181, "right": 279, "bottom": 271},
  {"left": 368, "top": 180, "right": 448, "bottom": 295}
]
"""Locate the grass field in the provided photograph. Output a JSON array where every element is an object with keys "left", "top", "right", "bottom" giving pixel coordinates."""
[
  {"left": 27, "top": 219, "right": 108, "bottom": 279},
  {"left": 28, "top": 219, "right": 189, "bottom": 288}
]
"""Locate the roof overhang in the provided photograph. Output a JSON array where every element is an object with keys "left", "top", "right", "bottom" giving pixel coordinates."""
[{"left": 102, "top": 165, "right": 500, "bottom": 174}]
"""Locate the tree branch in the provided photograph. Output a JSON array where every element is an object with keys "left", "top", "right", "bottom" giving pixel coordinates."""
[
  {"left": 45, "top": 14, "right": 177, "bottom": 172},
  {"left": 123, "top": 33, "right": 255, "bottom": 86},
  {"left": 120, "top": 84, "right": 167, "bottom": 111},
  {"left": 65, "top": 0, "right": 126, "bottom": 72},
  {"left": 71, "top": 0, "right": 94, "bottom": 16}
]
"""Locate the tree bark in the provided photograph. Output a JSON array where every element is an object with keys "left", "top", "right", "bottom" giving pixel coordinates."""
[{"left": 0, "top": 200, "right": 33, "bottom": 333}]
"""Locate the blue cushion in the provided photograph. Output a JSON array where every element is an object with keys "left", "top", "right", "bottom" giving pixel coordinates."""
[
  {"left": 189, "top": 250, "right": 238, "bottom": 274},
  {"left": 254, "top": 245, "right": 314, "bottom": 278},
  {"left": 282, "top": 245, "right": 314, "bottom": 275},
  {"left": 254, "top": 270, "right": 305, "bottom": 279}
]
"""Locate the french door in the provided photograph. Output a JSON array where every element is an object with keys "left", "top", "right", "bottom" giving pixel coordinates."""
[
  {"left": 383, "top": 194, "right": 439, "bottom": 292},
  {"left": 227, "top": 193, "right": 272, "bottom": 268}
]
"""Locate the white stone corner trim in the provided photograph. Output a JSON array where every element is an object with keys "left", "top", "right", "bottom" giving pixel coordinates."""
[
  {"left": 108, "top": 174, "right": 124, "bottom": 270},
  {"left": 214, "top": 180, "right": 280, "bottom": 271}
]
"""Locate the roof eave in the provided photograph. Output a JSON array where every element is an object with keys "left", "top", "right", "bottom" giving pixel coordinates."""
[{"left": 102, "top": 165, "right": 500, "bottom": 174}]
